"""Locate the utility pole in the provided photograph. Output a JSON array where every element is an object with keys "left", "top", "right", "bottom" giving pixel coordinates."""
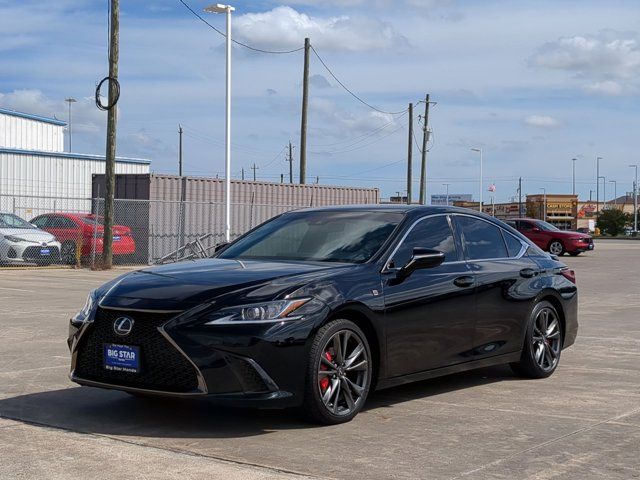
[
  {"left": 518, "top": 177, "right": 523, "bottom": 216},
  {"left": 406, "top": 102, "right": 413, "bottom": 205},
  {"left": 280, "top": 174, "right": 284, "bottom": 183},
  {"left": 241, "top": 168, "right": 245, "bottom": 180},
  {"left": 103, "top": 0, "right": 119, "bottom": 269},
  {"left": 299, "top": 37, "right": 310, "bottom": 185},
  {"left": 178, "top": 124, "right": 183, "bottom": 176},
  {"left": 442, "top": 183, "right": 450, "bottom": 206},
  {"left": 572, "top": 158, "right": 577, "bottom": 195},
  {"left": 287, "top": 141, "right": 294, "bottom": 183},
  {"left": 251, "top": 163, "right": 259, "bottom": 181},
  {"left": 419, "top": 94, "right": 430, "bottom": 205}
]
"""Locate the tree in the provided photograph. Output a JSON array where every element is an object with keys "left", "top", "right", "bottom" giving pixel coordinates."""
[{"left": 597, "top": 209, "right": 630, "bottom": 236}]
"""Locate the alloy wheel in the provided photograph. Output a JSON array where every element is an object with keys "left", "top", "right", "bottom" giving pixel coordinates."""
[
  {"left": 317, "top": 329, "right": 369, "bottom": 416},
  {"left": 531, "top": 307, "right": 561, "bottom": 371},
  {"left": 61, "top": 242, "right": 76, "bottom": 264},
  {"left": 549, "top": 241, "right": 563, "bottom": 255}
]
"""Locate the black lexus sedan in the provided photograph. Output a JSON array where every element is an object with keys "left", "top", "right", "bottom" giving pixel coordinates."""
[{"left": 68, "top": 206, "right": 578, "bottom": 424}]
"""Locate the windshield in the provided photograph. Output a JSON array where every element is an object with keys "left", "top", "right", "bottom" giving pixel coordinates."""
[
  {"left": 0, "top": 213, "right": 35, "bottom": 229},
  {"left": 79, "top": 215, "right": 103, "bottom": 224},
  {"left": 537, "top": 220, "right": 561, "bottom": 232},
  {"left": 218, "top": 210, "right": 404, "bottom": 264}
]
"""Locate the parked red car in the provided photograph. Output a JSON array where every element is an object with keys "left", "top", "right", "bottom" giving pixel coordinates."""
[
  {"left": 30, "top": 213, "right": 135, "bottom": 264},
  {"left": 506, "top": 218, "right": 593, "bottom": 256}
]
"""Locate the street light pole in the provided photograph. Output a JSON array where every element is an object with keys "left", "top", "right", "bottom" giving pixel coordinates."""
[
  {"left": 571, "top": 157, "right": 577, "bottom": 196},
  {"left": 609, "top": 180, "right": 617, "bottom": 207},
  {"left": 596, "top": 156, "right": 602, "bottom": 215},
  {"left": 540, "top": 188, "right": 546, "bottom": 220},
  {"left": 65, "top": 98, "right": 76, "bottom": 153},
  {"left": 442, "top": 183, "right": 450, "bottom": 206},
  {"left": 598, "top": 175, "right": 606, "bottom": 210},
  {"left": 471, "top": 147, "right": 482, "bottom": 212},
  {"left": 630, "top": 164, "right": 638, "bottom": 233},
  {"left": 204, "top": 3, "right": 235, "bottom": 242}
]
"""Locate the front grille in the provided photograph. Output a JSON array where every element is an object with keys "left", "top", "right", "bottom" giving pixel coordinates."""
[
  {"left": 75, "top": 308, "right": 199, "bottom": 393},
  {"left": 22, "top": 245, "right": 60, "bottom": 261}
]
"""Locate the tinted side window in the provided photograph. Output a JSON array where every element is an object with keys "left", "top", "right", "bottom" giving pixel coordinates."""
[
  {"left": 517, "top": 221, "right": 533, "bottom": 231},
  {"left": 503, "top": 231, "right": 523, "bottom": 257},
  {"left": 456, "top": 216, "right": 508, "bottom": 260},
  {"left": 32, "top": 216, "right": 49, "bottom": 228},
  {"left": 390, "top": 216, "right": 456, "bottom": 268}
]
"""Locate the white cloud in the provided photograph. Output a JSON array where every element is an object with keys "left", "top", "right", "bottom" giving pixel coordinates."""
[
  {"left": 530, "top": 31, "right": 640, "bottom": 79},
  {"left": 234, "top": 6, "right": 408, "bottom": 52},
  {"left": 583, "top": 80, "right": 633, "bottom": 96},
  {"left": 524, "top": 115, "right": 560, "bottom": 128}
]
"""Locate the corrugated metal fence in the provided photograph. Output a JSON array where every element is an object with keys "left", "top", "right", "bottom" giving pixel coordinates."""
[{"left": 0, "top": 178, "right": 379, "bottom": 266}]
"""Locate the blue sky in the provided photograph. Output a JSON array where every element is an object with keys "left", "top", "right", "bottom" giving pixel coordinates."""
[{"left": 1, "top": 0, "right": 639, "bottom": 202}]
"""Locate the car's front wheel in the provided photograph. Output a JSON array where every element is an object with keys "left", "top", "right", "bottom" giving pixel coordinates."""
[
  {"left": 61, "top": 241, "right": 77, "bottom": 265},
  {"left": 548, "top": 240, "right": 564, "bottom": 256},
  {"left": 511, "top": 301, "right": 563, "bottom": 378},
  {"left": 302, "top": 319, "right": 372, "bottom": 424}
]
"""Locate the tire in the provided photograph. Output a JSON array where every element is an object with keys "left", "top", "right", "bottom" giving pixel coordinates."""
[
  {"left": 61, "top": 241, "right": 77, "bottom": 265},
  {"left": 548, "top": 240, "right": 564, "bottom": 256},
  {"left": 511, "top": 301, "right": 563, "bottom": 379},
  {"left": 302, "top": 319, "right": 372, "bottom": 425}
]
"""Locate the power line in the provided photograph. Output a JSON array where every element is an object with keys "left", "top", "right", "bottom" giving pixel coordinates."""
[
  {"left": 309, "top": 111, "right": 407, "bottom": 148},
  {"left": 310, "top": 124, "right": 405, "bottom": 156},
  {"left": 178, "top": 0, "right": 304, "bottom": 54},
  {"left": 309, "top": 43, "right": 407, "bottom": 116}
]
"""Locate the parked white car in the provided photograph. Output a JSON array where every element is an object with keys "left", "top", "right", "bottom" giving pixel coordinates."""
[{"left": 0, "top": 212, "right": 62, "bottom": 265}]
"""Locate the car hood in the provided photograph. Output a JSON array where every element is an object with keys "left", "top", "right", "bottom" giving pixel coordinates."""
[
  {"left": 0, "top": 228, "right": 57, "bottom": 243},
  {"left": 98, "top": 258, "right": 355, "bottom": 311}
]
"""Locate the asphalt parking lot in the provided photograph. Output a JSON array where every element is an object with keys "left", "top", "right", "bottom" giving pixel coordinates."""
[{"left": 0, "top": 240, "right": 639, "bottom": 480}]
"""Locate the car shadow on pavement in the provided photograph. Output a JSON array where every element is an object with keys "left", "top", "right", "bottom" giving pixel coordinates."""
[{"left": 0, "top": 365, "right": 516, "bottom": 438}]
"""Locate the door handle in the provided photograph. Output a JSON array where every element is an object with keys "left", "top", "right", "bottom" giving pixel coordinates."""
[
  {"left": 453, "top": 275, "right": 474, "bottom": 288},
  {"left": 519, "top": 268, "right": 539, "bottom": 278}
]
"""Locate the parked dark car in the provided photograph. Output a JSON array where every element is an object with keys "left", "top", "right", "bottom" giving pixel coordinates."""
[
  {"left": 505, "top": 218, "right": 593, "bottom": 256},
  {"left": 68, "top": 206, "right": 578, "bottom": 424}
]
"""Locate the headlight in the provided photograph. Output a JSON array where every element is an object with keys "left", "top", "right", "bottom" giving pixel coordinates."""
[
  {"left": 204, "top": 297, "right": 325, "bottom": 325},
  {"left": 4, "top": 235, "right": 27, "bottom": 243},
  {"left": 71, "top": 290, "right": 98, "bottom": 326}
]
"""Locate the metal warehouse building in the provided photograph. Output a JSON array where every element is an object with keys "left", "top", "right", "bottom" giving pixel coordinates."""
[{"left": 0, "top": 107, "right": 150, "bottom": 217}]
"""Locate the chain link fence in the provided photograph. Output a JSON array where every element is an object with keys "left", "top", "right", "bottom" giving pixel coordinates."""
[{"left": 0, "top": 194, "right": 303, "bottom": 268}]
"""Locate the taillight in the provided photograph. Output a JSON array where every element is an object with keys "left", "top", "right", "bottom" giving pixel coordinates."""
[{"left": 560, "top": 269, "right": 576, "bottom": 284}]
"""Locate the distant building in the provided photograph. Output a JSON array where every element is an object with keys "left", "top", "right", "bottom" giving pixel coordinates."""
[
  {"left": 431, "top": 193, "right": 472, "bottom": 206},
  {"left": 0, "top": 107, "right": 150, "bottom": 218}
]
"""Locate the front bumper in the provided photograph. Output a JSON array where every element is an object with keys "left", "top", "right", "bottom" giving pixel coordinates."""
[
  {"left": 566, "top": 238, "right": 594, "bottom": 253},
  {"left": 0, "top": 240, "right": 61, "bottom": 264},
  {"left": 69, "top": 306, "right": 325, "bottom": 408}
]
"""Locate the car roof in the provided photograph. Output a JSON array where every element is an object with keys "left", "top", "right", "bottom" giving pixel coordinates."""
[{"left": 291, "top": 204, "right": 485, "bottom": 216}]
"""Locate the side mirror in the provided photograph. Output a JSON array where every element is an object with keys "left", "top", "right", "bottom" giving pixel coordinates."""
[{"left": 399, "top": 247, "right": 445, "bottom": 279}]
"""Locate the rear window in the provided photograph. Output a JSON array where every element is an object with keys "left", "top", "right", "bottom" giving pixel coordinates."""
[{"left": 456, "top": 216, "right": 508, "bottom": 260}]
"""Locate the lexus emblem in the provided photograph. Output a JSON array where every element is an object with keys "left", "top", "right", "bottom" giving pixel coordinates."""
[{"left": 113, "top": 316, "right": 134, "bottom": 336}]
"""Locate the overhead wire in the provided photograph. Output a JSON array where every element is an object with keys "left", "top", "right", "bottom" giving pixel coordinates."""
[
  {"left": 309, "top": 44, "right": 408, "bottom": 116},
  {"left": 178, "top": 0, "right": 304, "bottom": 54}
]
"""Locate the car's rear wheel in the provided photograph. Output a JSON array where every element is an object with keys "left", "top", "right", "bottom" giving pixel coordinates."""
[
  {"left": 511, "top": 301, "right": 562, "bottom": 378},
  {"left": 302, "top": 319, "right": 372, "bottom": 424},
  {"left": 61, "top": 241, "right": 77, "bottom": 265},
  {"left": 548, "top": 240, "right": 564, "bottom": 256}
]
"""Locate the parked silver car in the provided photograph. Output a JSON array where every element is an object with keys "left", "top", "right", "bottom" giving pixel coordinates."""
[{"left": 0, "top": 213, "right": 62, "bottom": 265}]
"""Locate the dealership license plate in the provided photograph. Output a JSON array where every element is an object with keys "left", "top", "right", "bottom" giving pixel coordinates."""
[
  {"left": 113, "top": 235, "right": 121, "bottom": 242},
  {"left": 104, "top": 344, "right": 140, "bottom": 373},
  {"left": 40, "top": 248, "right": 50, "bottom": 255}
]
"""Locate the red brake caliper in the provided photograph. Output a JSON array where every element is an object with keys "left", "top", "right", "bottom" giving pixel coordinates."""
[{"left": 319, "top": 351, "right": 332, "bottom": 392}]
